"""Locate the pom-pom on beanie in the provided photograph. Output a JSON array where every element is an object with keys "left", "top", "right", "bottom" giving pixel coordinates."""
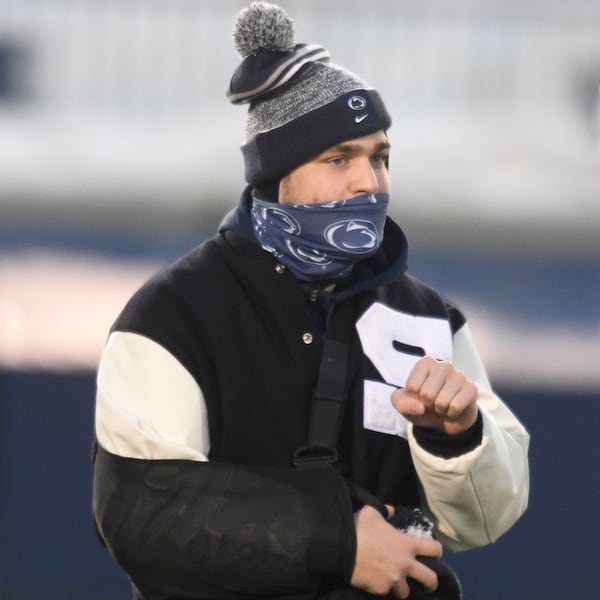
[{"left": 227, "top": 2, "right": 392, "bottom": 186}]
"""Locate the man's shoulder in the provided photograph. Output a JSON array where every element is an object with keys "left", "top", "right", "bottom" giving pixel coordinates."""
[
  {"left": 376, "top": 270, "right": 443, "bottom": 302},
  {"left": 111, "top": 231, "right": 264, "bottom": 331},
  {"left": 373, "top": 272, "right": 465, "bottom": 331},
  {"left": 110, "top": 236, "right": 223, "bottom": 330},
  {"left": 136, "top": 230, "right": 249, "bottom": 293}
]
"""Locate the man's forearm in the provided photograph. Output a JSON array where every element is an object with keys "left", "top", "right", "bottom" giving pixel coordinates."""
[
  {"left": 409, "top": 395, "right": 530, "bottom": 551},
  {"left": 93, "top": 444, "right": 356, "bottom": 598}
]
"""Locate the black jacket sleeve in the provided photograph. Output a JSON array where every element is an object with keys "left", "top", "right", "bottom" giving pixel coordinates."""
[{"left": 93, "top": 445, "right": 356, "bottom": 600}]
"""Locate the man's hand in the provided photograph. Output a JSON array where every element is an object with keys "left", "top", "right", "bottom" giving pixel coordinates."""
[
  {"left": 351, "top": 504, "right": 442, "bottom": 598},
  {"left": 391, "top": 356, "right": 478, "bottom": 435}
]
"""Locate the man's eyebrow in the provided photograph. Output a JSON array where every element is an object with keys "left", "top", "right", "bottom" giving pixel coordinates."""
[{"left": 324, "top": 140, "right": 391, "bottom": 155}]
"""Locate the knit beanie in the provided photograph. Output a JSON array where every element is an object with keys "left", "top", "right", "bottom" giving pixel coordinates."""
[{"left": 227, "top": 2, "right": 392, "bottom": 186}]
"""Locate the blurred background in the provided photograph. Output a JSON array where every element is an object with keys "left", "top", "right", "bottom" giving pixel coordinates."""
[{"left": 0, "top": 0, "right": 598, "bottom": 598}]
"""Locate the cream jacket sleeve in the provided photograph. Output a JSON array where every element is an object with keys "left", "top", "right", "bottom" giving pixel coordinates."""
[
  {"left": 408, "top": 323, "right": 530, "bottom": 551},
  {"left": 95, "top": 331, "right": 210, "bottom": 461}
]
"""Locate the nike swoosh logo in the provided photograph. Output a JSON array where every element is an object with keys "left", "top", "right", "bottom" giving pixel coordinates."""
[{"left": 355, "top": 113, "right": 368, "bottom": 123}]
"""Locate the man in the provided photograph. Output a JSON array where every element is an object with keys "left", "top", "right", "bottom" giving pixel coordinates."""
[{"left": 93, "top": 3, "right": 529, "bottom": 599}]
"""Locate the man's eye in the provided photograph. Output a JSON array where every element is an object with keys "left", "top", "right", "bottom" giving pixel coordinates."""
[
  {"left": 371, "top": 154, "right": 387, "bottom": 164},
  {"left": 329, "top": 157, "right": 346, "bottom": 166}
]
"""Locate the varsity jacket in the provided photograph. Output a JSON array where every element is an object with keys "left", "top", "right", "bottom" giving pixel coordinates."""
[{"left": 93, "top": 187, "right": 530, "bottom": 600}]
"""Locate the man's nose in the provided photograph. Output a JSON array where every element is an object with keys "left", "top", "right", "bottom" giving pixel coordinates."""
[{"left": 349, "top": 159, "right": 379, "bottom": 196}]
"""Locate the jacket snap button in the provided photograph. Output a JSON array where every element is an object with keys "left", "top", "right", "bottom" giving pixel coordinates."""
[
  {"left": 275, "top": 264, "right": 286, "bottom": 274},
  {"left": 302, "top": 332, "right": 313, "bottom": 345}
]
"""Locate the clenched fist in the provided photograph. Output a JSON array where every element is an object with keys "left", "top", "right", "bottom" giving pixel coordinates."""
[{"left": 391, "top": 356, "right": 478, "bottom": 435}]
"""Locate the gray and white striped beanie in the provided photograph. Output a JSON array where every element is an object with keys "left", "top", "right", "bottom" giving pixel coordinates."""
[{"left": 227, "top": 2, "right": 392, "bottom": 186}]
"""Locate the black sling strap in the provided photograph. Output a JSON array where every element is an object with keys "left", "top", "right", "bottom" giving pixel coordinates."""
[{"left": 294, "top": 300, "right": 355, "bottom": 469}]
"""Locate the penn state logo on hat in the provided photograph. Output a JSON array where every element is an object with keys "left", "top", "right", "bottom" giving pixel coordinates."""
[{"left": 347, "top": 94, "right": 369, "bottom": 125}]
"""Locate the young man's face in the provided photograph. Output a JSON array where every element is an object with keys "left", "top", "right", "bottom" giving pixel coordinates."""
[{"left": 278, "top": 130, "right": 391, "bottom": 205}]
